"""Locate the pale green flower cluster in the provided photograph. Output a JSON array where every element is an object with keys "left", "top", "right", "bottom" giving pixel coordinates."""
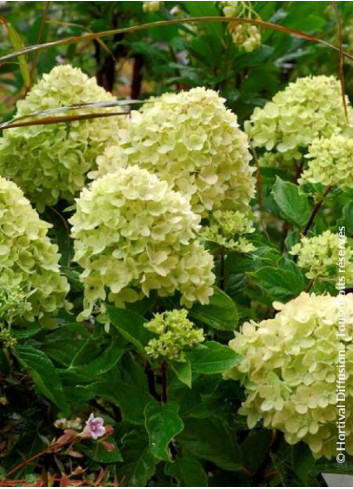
[
  {"left": 145, "top": 309, "right": 204, "bottom": 362},
  {"left": 143, "top": 1, "right": 163, "bottom": 12},
  {"left": 71, "top": 166, "right": 215, "bottom": 317},
  {"left": 0, "top": 176, "right": 70, "bottom": 323},
  {"left": 0, "top": 284, "right": 32, "bottom": 327},
  {"left": 225, "top": 292, "right": 353, "bottom": 459},
  {"left": 0, "top": 65, "right": 122, "bottom": 211},
  {"left": 245, "top": 76, "right": 350, "bottom": 164},
  {"left": 94, "top": 87, "right": 255, "bottom": 218},
  {"left": 290, "top": 231, "right": 353, "bottom": 283},
  {"left": 231, "top": 24, "right": 261, "bottom": 52},
  {"left": 201, "top": 210, "right": 255, "bottom": 251},
  {"left": 300, "top": 135, "right": 353, "bottom": 190}
]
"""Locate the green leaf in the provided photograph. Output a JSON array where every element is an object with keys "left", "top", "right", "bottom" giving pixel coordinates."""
[
  {"left": 86, "top": 381, "right": 155, "bottom": 425},
  {"left": 186, "top": 341, "right": 241, "bottom": 375},
  {"left": 119, "top": 430, "right": 156, "bottom": 487},
  {"left": 189, "top": 287, "right": 239, "bottom": 331},
  {"left": 171, "top": 361, "right": 192, "bottom": 388},
  {"left": 15, "top": 345, "right": 67, "bottom": 412},
  {"left": 70, "top": 336, "right": 125, "bottom": 376},
  {"left": 80, "top": 438, "right": 122, "bottom": 463},
  {"left": 241, "top": 430, "right": 272, "bottom": 473},
  {"left": 178, "top": 418, "right": 242, "bottom": 471},
  {"left": 291, "top": 443, "right": 315, "bottom": 485},
  {"left": 144, "top": 401, "right": 184, "bottom": 461},
  {"left": 165, "top": 456, "right": 208, "bottom": 487},
  {"left": 7, "top": 23, "right": 30, "bottom": 90},
  {"left": 272, "top": 177, "right": 311, "bottom": 227},
  {"left": 107, "top": 306, "right": 152, "bottom": 354},
  {"left": 338, "top": 201, "right": 353, "bottom": 235},
  {"left": 248, "top": 261, "right": 306, "bottom": 302}
]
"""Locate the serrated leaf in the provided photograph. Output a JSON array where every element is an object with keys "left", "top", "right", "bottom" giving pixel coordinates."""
[
  {"left": 178, "top": 418, "right": 242, "bottom": 471},
  {"left": 165, "top": 456, "right": 208, "bottom": 487},
  {"left": 248, "top": 262, "right": 306, "bottom": 301},
  {"left": 189, "top": 287, "right": 239, "bottom": 331},
  {"left": 170, "top": 361, "right": 192, "bottom": 388},
  {"left": 144, "top": 401, "right": 184, "bottom": 461},
  {"left": 15, "top": 345, "right": 67, "bottom": 412},
  {"left": 272, "top": 177, "right": 311, "bottom": 227},
  {"left": 107, "top": 306, "right": 152, "bottom": 354},
  {"left": 186, "top": 341, "right": 241, "bottom": 375}
]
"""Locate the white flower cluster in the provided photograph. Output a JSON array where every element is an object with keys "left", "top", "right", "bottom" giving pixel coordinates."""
[
  {"left": 0, "top": 176, "right": 70, "bottom": 323},
  {"left": 93, "top": 87, "right": 255, "bottom": 218},
  {"left": 0, "top": 65, "right": 122, "bottom": 211},
  {"left": 225, "top": 293, "right": 353, "bottom": 459},
  {"left": 71, "top": 166, "right": 215, "bottom": 317}
]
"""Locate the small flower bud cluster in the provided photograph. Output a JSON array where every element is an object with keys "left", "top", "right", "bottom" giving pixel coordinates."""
[
  {"left": 290, "top": 231, "right": 353, "bottom": 283},
  {"left": 231, "top": 24, "right": 261, "bottom": 52},
  {"left": 145, "top": 309, "right": 205, "bottom": 362},
  {"left": 143, "top": 1, "right": 163, "bottom": 12},
  {"left": 300, "top": 135, "right": 353, "bottom": 190},
  {"left": 225, "top": 292, "right": 353, "bottom": 459},
  {"left": 0, "top": 65, "right": 122, "bottom": 211},
  {"left": 201, "top": 210, "right": 255, "bottom": 251},
  {"left": 54, "top": 417, "right": 83, "bottom": 430},
  {"left": 0, "top": 284, "right": 32, "bottom": 326},
  {"left": 71, "top": 166, "right": 215, "bottom": 316}
]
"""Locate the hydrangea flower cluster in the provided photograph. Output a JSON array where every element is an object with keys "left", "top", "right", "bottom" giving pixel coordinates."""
[
  {"left": 245, "top": 76, "right": 350, "bottom": 164},
  {"left": 300, "top": 135, "right": 353, "bottom": 190},
  {"left": 0, "top": 176, "right": 70, "bottom": 323},
  {"left": 0, "top": 65, "right": 122, "bottom": 211},
  {"left": 145, "top": 309, "right": 204, "bottom": 361},
  {"left": 94, "top": 87, "right": 255, "bottom": 218},
  {"left": 290, "top": 231, "right": 353, "bottom": 283},
  {"left": 70, "top": 166, "right": 215, "bottom": 317},
  {"left": 201, "top": 210, "right": 255, "bottom": 252},
  {"left": 143, "top": 1, "right": 163, "bottom": 12},
  {"left": 225, "top": 292, "right": 353, "bottom": 459}
]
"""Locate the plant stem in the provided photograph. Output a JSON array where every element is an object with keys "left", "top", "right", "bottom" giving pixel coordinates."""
[
  {"left": 160, "top": 362, "right": 168, "bottom": 404},
  {"left": 219, "top": 246, "right": 226, "bottom": 291},
  {"left": 303, "top": 185, "right": 332, "bottom": 236}
]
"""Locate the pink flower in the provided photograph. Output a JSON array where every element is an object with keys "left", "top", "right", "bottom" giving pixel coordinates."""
[{"left": 82, "top": 413, "right": 106, "bottom": 440}]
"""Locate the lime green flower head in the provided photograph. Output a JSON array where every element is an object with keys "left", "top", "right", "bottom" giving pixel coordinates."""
[
  {"left": 225, "top": 292, "right": 353, "bottom": 459},
  {"left": 201, "top": 209, "right": 255, "bottom": 252},
  {"left": 145, "top": 309, "right": 204, "bottom": 362},
  {"left": 93, "top": 87, "right": 255, "bottom": 218},
  {"left": 299, "top": 135, "right": 353, "bottom": 190},
  {"left": 0, "top": 65, "right": 122, "bottom": 211},
  {"left": 290, "top": 230, "right": 353, "bottom": 283},
  {"left": 245, "top": 76, "right": 350, "bottom": 163},
  {"left": 0, "top": 176, "right": 70, "bottom": 324},
  {"left": 70, "top": 166, "right": 215, "bottom": 318}
]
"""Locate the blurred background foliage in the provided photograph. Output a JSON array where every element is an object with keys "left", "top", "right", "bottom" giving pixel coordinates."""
[{"left": 1, "top": 1, "right": 353, "bottom": 123}]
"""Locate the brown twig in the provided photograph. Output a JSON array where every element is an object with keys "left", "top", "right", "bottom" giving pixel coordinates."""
[
  {"left": 302, "top": 185, "right": 332, "bottom": 236},
  {"left": 331, "top": 1, "right": 349, "bottom": 122}
]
